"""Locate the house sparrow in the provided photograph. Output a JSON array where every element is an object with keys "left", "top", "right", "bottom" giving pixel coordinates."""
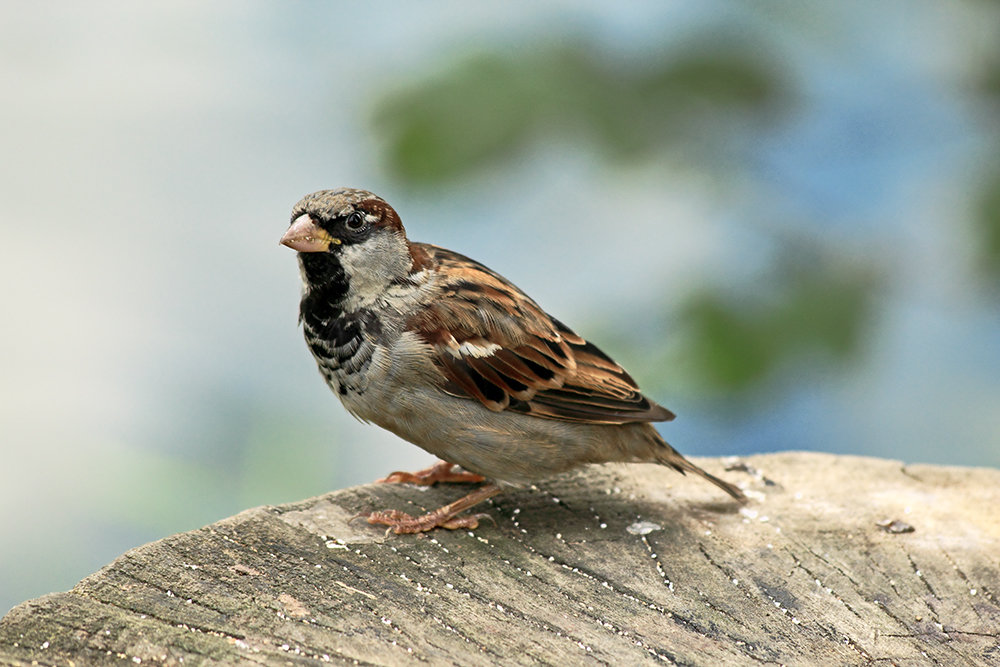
[{"left": 281, "top": 188, "right": 744, "bottom": 533}]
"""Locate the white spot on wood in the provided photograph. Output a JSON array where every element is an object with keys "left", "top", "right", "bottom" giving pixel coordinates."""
[{"left": 627, "top": 521, "right": 662, "bottom": 535}]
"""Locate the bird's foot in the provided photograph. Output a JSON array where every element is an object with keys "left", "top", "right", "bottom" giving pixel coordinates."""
[
  {"left": 359, "top": 482, "right": 503, "bottom": 535},
  {"left": 363, "top": 508, "right": 494, "bottom": 534},
  {"left": 377, "top": 460, "right": 486, "bottom": 485}
]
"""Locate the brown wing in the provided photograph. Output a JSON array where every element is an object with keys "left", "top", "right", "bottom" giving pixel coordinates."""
[{"left": 408, "top": 246, "right": 675, "bottom": 425}]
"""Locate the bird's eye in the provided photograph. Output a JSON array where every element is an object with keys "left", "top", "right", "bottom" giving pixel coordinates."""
[{"left": 344, "top": 211, "right": 367, "bottom": 232}]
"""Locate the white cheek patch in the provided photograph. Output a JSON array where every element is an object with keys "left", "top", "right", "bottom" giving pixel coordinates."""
[
  {"left": 337, "top": 232, "right": 415, "bottom": 308},
  {"left": 340, "top": 234, "right": 407, "bottom": 281},
  {"left": 338, "top": 237, "right": 380, "bottom": 271}
]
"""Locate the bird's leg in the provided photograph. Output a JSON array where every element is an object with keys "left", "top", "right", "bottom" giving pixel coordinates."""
[
  {"left": 377, "top": 459, "right": 486, "bottom": 485},
  {"left": 364, "top": 483, "right": 503, "bottom": 534}
]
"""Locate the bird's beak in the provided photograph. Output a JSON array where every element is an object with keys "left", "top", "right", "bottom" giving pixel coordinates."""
[{"left": 279, "top": 214, "right": 341, "bottom": 252}]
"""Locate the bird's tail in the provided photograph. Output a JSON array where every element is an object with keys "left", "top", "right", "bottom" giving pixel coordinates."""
[
  {"left": 663, "top": 452, "right": 747, "bottom": 502},
  {"left": 646, "top": 427, "right": 746, "bottom": 502}
]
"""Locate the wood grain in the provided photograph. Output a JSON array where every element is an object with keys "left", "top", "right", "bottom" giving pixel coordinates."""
[{"left": 2, "top": 452, "right": 998, "bottom": 665}]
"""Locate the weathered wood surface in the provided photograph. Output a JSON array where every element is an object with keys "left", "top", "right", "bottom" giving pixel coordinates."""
[{"left": 2, "top": 452, "right": 998, "bottom": 666}]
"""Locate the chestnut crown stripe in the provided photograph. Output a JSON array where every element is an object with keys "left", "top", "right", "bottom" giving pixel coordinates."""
[
  {"left": 409, "top": 246, "right": 675, "bottom": 424},
  {"left": 290, "top": 192, "right": 407, "bottom": 239}
]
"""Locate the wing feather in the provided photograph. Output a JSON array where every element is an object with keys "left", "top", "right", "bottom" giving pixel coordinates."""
[{"left": 409, "top": 246, "right": 675, "bottom": 425}]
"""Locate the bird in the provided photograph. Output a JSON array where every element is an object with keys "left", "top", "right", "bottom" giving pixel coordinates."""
[{"left": 280, "top": 188, "right": 745, "bottom": 534}]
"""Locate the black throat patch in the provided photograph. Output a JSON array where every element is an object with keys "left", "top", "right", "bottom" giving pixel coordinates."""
[{"left": 298, "top": 254, "right": 381, "bottom": 396}]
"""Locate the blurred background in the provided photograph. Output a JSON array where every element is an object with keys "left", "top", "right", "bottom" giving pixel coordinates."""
[{"left": 2, "top": 1, "right": 999, "bottom": 615}]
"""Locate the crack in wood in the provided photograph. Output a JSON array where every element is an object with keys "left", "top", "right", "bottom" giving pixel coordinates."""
[
  {"left": 4, "top": 453, "right": 998, "bottom": 665},
  {"left": 906, "top": 551, "right": 941, "bottom": 602},
  {"left": 421, "top": 517, "right": 720, "bottom": 663},
  {"left": 344, "top": 538, "right": 587, "bottom": 663}
]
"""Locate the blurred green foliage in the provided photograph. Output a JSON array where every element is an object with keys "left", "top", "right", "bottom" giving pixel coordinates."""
[
  {"left": 374, "top": 43, "right": 789, "bottom": 185},
  {"left": 370, "top": 25, "right": 998, "bottom": 403},
  {"left": 976, "top": 169, "right": 1000, "bottom": 280},
  {"left": 974, "top": 47, "right": 1000, "bottom": 282},
  {"left": 678, "top": 251, "right": 878, "bottom": 394},
  {"left": 370, "top": 37, "right": 881, "bottom": 402}
]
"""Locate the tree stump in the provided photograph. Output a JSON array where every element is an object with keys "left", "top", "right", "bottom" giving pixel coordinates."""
[{"left": 2, "top": 452, "right": 998, "bottom": 665}]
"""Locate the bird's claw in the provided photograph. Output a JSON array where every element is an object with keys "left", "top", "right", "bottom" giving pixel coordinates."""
[
  {"left": 363, "top": 509, "right": 493, "bottom": 534},
  {"left": 376, "top": 461, "right": 486, "bottom": 486}
]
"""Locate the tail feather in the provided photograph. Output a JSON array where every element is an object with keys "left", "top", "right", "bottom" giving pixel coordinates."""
[
  {"left": 624, "top": 423, "right": 746, "bottom": 501},
  {"left": 668, "top": 454, "right": 747, "bottom": 502},
  {"left": 648, "top": 429, "right": 746, "bottom": 501}
]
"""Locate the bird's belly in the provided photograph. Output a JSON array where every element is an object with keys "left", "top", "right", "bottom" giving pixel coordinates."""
[
  {"left": 323, "top": 331, "right": 649, "bottom": 485},
  {"left": 349, "top": 385, "right": 626, "bottom": 485}
]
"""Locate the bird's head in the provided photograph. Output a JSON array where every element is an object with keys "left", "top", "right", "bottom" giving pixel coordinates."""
[
  {"left": 281, "top": 188, "right": 429, "bottom": 299},
  {"left": 280, "top": 188, "right": 406, "bottom": 253}
]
